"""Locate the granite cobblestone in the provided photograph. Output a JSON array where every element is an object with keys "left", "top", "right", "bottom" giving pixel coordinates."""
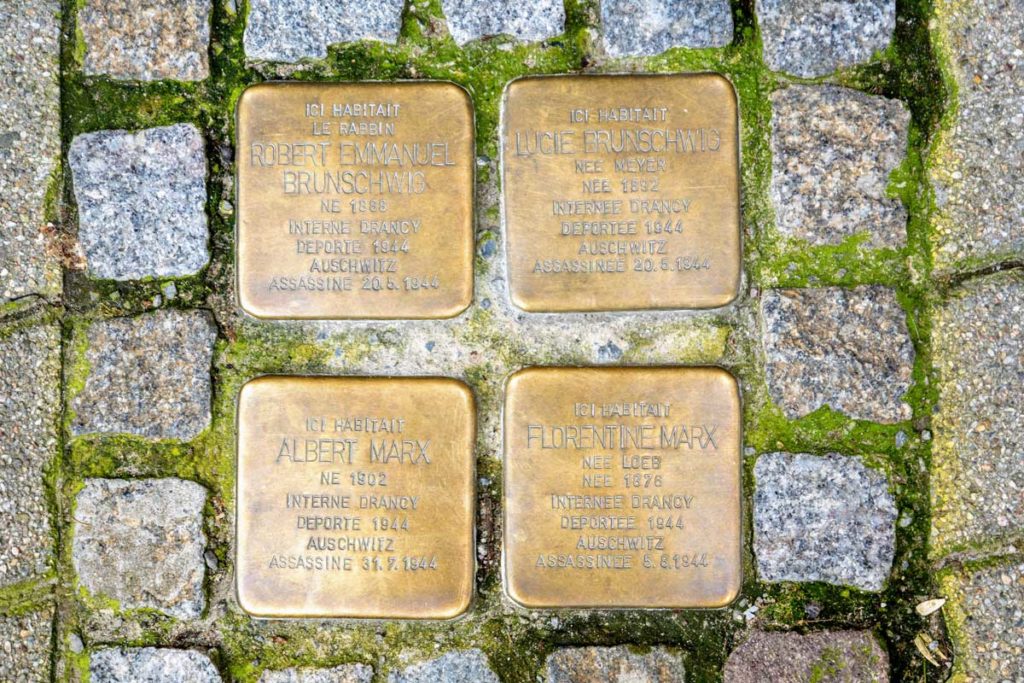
[
  {"left": 79, "top": 0, "right": 212, "bottom": 81},
  {"left": 601, "top": 0, "right": 733, "bottom": 56},
  {"left": 0, "top": 323, "right": 60, "bottom": 586},
  {"left": 72, "top": 478, "right": 208, "bottom": 619},
  {"left": 931, "top": 271, "right": 1024, "bottom": 552},
  {"left": 753, "top": 452, "right": 897, "bottom": 591},
  {"left": 70, "top": 309, "right": 217, "bottom": 441},
  {"left": 0, "top": 0, "right": 61, "bottom": 303},
  {"left": 442, "top": 0, "right": 565, "bottom": 45},
  {"left": 69, "top": 124, "right": 209, "bottom": 280},
  {"left": 90, "top": 647, "right": 221, "bottom": 682},
  {"left": 761, "top": 287, "right": 914, "bottom": 423},
  {"left": 756, "top": 0, "right": 895, "bottom": 77},
  {"left": 245, "top": 0, "right": 404, "bottom": 62},
  {"left": 769, "top": 85, "right": 909, "bottom": 249}
]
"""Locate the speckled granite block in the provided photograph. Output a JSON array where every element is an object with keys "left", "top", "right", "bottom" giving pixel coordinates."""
[
  {"left": 90, "top": 648, "right": 221, "bottom": 682},
  {"left": 931, "top": 0, "right": 1024, "bottom": 270},
  {"left": 756, "top": 0, "right": 895, "bottom": 77},
  {"left": 931, "top": 271, "right": 1024, "bottom": 553},
  {"left": 0, "top": 323, "right": 60, "bottom": 586},
  {"left": 73, "top": 479, "right": 207, "bottom": 620},
  {"left": 761, "top": 287, "right": 914, "bottom": 423},
  {"left": 388, "top": 650, "right": 498, "bottom": 682},
  {"left": 260, "top": 665, "right": 373, "bottom": 683},
  {"left": 245, "top": 0, "right": 404, "bottom": 62},
  {"left": 0, "top": 607, "right": 53, "bottom": 683},
  {"left": 601, "top": 0, "right": 733, "bottom": 56},
  {"left": 724, "top": 630, "right": 889, "bottom": 682},
  {"left": 770, "top": 86, "right": 909, "bottom": 248},
  {"left": 79, "top": 0, "right": 211, "bottom": 81},
  {"left": 941, "top": 560, "right": 1024, "bottom": 681},
  {"left": 0, "top": 0, "right": 62, "bottom": 303},
  {"left": 69, "top": 124, "right": 209, "bottom": 280},
  {"left": 70, "top": 309, "right": 217, "bottom": 441},
  {"left": 754, "top": 453, "right": 897, "bottom": 591},
  {"left": 442, "top": 0, "right": 564, "bottom": 44},
  {"left": 546, "top": 646, "right": 684, "bottom": 682}
]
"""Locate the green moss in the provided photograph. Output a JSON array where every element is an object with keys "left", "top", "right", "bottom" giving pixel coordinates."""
[
  {"left": 0, "top": 577, "right": 55, "bottom": 617},
  {"left": 61, "top": 318, "right": 92, "bottom": 433},
  {"left": 808, "top": 646, "right": 847, "bottom": 682},
  {"left": 66, "top": 641, "right": 91, "bottom": 683},
  {"left": 621, "top": 318, "right": 732, "bottom": 364},
  {"left": 0, "top": 303, "right": 62, "bottom": 341}
]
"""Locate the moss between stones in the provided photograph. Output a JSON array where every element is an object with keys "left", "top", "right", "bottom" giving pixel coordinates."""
[
  {"left": 0, "top": 577, "right": 55, "bottom": 618},
  {"left": 48, "top": 0, "right": 959, "bottom": 680}
]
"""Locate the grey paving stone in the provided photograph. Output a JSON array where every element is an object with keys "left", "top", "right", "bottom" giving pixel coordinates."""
[
  {"left": 601, "top": 0, "right": 733, "bottom": 56},
  {"left": 245, "top": 0, "right": 404, "bottom": 62},
  {"left": 70, "top": 309, "right": 217, "bottom": 441},
  {"left": 931, "top": 0, "right": 1024, "bottom": 270},
  {"left": 388, "top": 650, "right": 498, "bottom": 683},
  {"left": 753, "top": 452, "right": 897, "bottom": 591},
  {"left": 0, "top": 323, "right": 60, "bottom": 585},
  {"left": 0, "top": 607, "right": 53, "bottom": 683},
  {"left": 72, "top": 478, "right": 207, "bottom": 619},
  {"left": 769, "top": 85, "right": 909, "bottom": 249},
  {"left": 90, "top": 647, "right": 221, "bottom": 682},
  {"left": 545, "top": 646, "right": 685, "bottom": 683},
  {"left": 931, "top": 271, "right": 1024, "bottom": 553},
  {"left": 261, "top": 664, "right": 373, "bottom": 683},
  {"left": 69, "top": 124, "right": 209, "bottom": 280},
  {"left": 0, "top": 0, "right": 62, "bottom": 303},
  {"left": 761, "top": 287, "right": 914, "bottom": 423},
  {"left": 79, "top": 0, "right": 211, "bottom": 81},
  {"left": 723, "top": 630, "right": 889, "bottom": 682},
  {"left": 442, "top": 0, "right": 564, "bottom": 45},
  {"left": 756, "top": 0, "right": 895, "bottom": 77},
  {"left": 942, "top": 560, "right": 1024, "bottom": 681}
]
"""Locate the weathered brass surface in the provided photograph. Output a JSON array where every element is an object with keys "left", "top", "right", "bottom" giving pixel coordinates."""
[
  {"left": 502, "top": 74, "right": 741, "bottom": 311},
  {"left": 236, "top": 82, "right": 474, "bottom": 319},
  {"left": 503, "top": 367, "right": 741, "bottom": 608},
  {"left": 236, "top": 376, "right": 475, "bottom": 619}
]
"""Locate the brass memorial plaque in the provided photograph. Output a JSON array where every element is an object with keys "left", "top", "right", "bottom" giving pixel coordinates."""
[
  {"left": 504, "top": 367, "right": 741, "bottom": 608},
  {"left": 502, "top": 74, "right": 741, "bottom": 312},
  {"left": 236, "top": 82, "right": 474, "bottom": 319},
  {"left": 236, "top": 376, "right": 475, "bottom": 619}
]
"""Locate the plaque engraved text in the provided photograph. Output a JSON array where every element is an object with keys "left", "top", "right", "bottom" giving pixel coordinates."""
[
  {"left": 237, "top": 82, "right": 474, "bottom": 319},
  {"left": 236, "top": 376, "right": 475, "bottom": 618},
  {"left": 503, "top": 367, "right": 741, "bottom": 608},
  {"left": 502, "top": 75, "right": 741, "bottom": 311}
]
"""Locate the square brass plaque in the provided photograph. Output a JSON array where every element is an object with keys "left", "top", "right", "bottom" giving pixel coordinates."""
[
  {"left": 236, "top": 82, "right": 474, "bottom": 319},
  {"left": 503, "top": 367, "right": 741, "bottom": 608},
  {"left": 501, "top": 74, "right": 741, "bottom": 312},
  {"left": 236, "top": 376, "right": 475, "bottom": 619}
]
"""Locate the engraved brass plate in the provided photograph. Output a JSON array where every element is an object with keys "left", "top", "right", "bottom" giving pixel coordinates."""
[
  {"left": 236, "top": 82, "right": 474, "bottom": 319},
  {"left": 502, "top": 74, "right": 741, "bottom": 311},
  {"left": 503, "top": 367, "right": 741, "bottom": 608},
  {"left": 236, "top": 376, "right": 475, "bottom": 619}
]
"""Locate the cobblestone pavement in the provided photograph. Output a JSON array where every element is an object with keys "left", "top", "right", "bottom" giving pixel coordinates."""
[{"left": 0, "top": 0, "right": 1021, "bottom": 681}]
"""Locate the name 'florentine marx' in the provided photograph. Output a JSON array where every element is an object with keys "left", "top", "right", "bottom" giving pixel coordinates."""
[{"left": 525, "top": 423, "right": 720, "bottom": 450}]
